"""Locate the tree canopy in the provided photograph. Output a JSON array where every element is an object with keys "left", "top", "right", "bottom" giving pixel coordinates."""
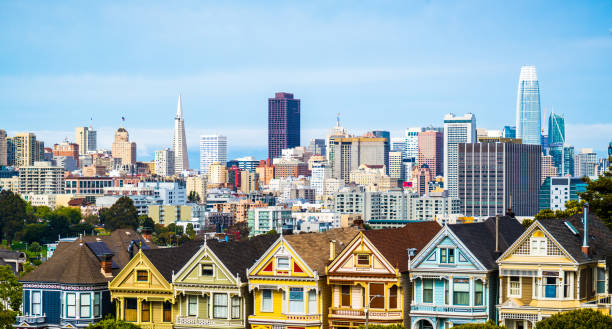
[
  {"left": 99, "top": 196, "right": 139, "bottom": 231},
  {"left": 535, "top": 308, "right": 612, "bottom": 329},
  {"left": 580, "top": 156, "right": 612, "bottom": 229},
  {"left": 0, "top": 190, "right": 27, "bottom": 245},
  {"left": 0, "top": 264, "right": 22, "bottom": 329},
  {"left": 452, "top": 320, "right": 506, "bottom": 329},
  {"left": 87, "top": 318, "right": 141, "bottom": 329}
]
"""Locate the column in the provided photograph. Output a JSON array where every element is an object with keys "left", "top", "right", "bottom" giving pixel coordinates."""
[
  {"left": 137, "top": 298, "right": 142, "bottom": 323},
  {"left": 227, "top": 293, "right": 231, "bottom": 320}
]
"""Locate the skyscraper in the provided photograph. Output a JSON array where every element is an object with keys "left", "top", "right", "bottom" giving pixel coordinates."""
[
  {"left": 155, "top": 148, "right": 175, "bottom": 177},
  {"left": 548, "top": 112, "right": 565, "bottom": 146},
  {"left": 268, "top": 92, "right": 300, "bottom": 160},
  {"left": 199, "top": 135, "right": 227, "bottom": 174},
  {"left": 516, "top": 65, "right": 541, "bottom": 145},
  {"left": 173, "top": 94, "right": 189, "bottom": 173},
  {"left": 329, "top": 137, "right": 386, "bottom": 183},
  {"left": 75, "top": 126, "right": 97, "bottom": 155},
  {"left": 111, "top": 127, "right": 136, "bottom": 165},
  {"left": 574, "top": 148, "right": 597, "bottom": 178},
  {"left": 0, "top": 130, "right": 7, "bottom": 166},
  {"left": 418, "top": 130, "right": 443, "bottom": 177},
  {"left": 405, "top": 127, "right": 423, "bottom": 161},
  {"left": 7, "top": 133, "right": 44, "bottom": 167},
  {"left": 443, "top": 113, "right": 476, "bottom": 197}
]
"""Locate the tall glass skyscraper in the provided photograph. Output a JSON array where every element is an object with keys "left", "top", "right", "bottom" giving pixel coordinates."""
[
  {"left": 516, "top": 65, "right": 541, "bottom": 145},
  {"left": 548, "top": 112, "right": 565, "bottom": 145}
]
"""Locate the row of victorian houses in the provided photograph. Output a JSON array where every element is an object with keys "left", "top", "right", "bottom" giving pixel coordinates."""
[{"left": 14, "top": 212, "right": 612, "bottom": 329}]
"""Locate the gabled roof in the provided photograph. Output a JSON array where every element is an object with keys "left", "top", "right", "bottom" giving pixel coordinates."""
[
  {"left": 284, "top": 227, "right": 359, "bottom": 274},
  {"left": 207, "top": 234, "right": 279, "bottom": 281},
  {"left": 81, "top": 229, "right": 156, "bottom": 270},
  {"left": 364, "top": 221, "right": 442, "bottom": 272},
  {"left": 21, "top": 241, "right": 108, "bottom": 284},
  {"left": 537, "top": 214, "right": 612, "bottom": 263},
  {"left": 449, "top": 216, "right": 524, "bottom": 269},
  {"left": 142, "top": 239, "right": 202, "bottom": 282}
]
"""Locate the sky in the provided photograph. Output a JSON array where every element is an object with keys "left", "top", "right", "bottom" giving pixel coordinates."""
[{"left": 1, "top": 0, "right": 611, "bottom": 165}]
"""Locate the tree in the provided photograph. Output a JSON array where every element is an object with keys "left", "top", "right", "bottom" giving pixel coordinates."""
[
  {"left": 29, "top": 241, "right": 42, "bottom": 253},
  {"left": 0, "top": 265, "right": 22, "bottom": 312},
  {"left": 34, "top": 206, "right": 52, "bottom": 220},
  {"left": 187, "top": 191, "right": 201, "bottom": 203},
  {"left": 452, "top": 320, "right": 507, "bottom": 328},
  {"left": 87, "top": 318, "right": 141, "bottom": 329},
  {"left": 99, "top": 196, "right": 139, "bottom": 231},
  {"left": 185, "top": 223, "right": 196, "bottom": 238},
  {"left": 83, "top": 214, "right": 99, "bottom": 225},
  {"left": 535, "top": 308, "right": 612, "bottom": 329},
  {"left": 521, "top": 218, "right": 534, "bottom": 229},
  {"left": 138, "top": 215, "right": 155, "bottom": 230},
  {"left": 17, "top": 223, "right": 48, "bottom": 244},
  {"left": 580, "top": 156, "right": 612, "bottom": 229},
  {"left": 534, "top": 200, "right": 584, "bottom": 221},
  {"left": 46, "top": 213, "right": 71, "bottom": 241},
  {"left": 20, "top": 262, "right": 37, "bottom": 278},
  {"left": 54, "top": 206, "right": 82, "bottom": 225},
  {"left": 0, "top": 190, "right": 27, "bottom": 245}
]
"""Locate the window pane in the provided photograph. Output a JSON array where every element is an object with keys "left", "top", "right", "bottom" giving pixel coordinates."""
[
  {"left": 94, "top": 293, "right": 101, "bottom": 317},
  {"left": 277, "top": 257, "right": 289, "bottom": 270},
  {"left": 370, "top": 283, "right": 385, "bottom": 308},
  {"left": 213, "top": 294, "right": 228, "bottom": 319},
  {"left": 80, "top": 294, "right": 91, "bottom": 318},
  {"left": 262, "top": 290, "right": 273, "bottom": 312},
  {"left": 231, "top": 296, "right": 240, "bottom": 319},
  {"left": 341, "top": 286, "right": 351, "bottom": 307},
  {"left": 308, "top": 290, "right": 317, "bottom": 314},
  {"left": 474, "top": 281, "right": 483, "bottom": 305},
  {"left": 67, "top": 294, "right": 76, "bottom": 318},
  {"left": 141, "top": 302, "right": 150, "bottom": 322},
  {"left": 188, "top": 296, "right": 198, "bottom": 316},
  {"left": 163, "top": 302, "right": 172, "bottom": 322},
  {"left": 423, "top": 279, "right": 433, "bottom": 303},
  {"left": 201, "top": 264, "right": 214, "bottom": 276},
  {"left": 289, "top": 288, "right": 304, "bottom": 314}
]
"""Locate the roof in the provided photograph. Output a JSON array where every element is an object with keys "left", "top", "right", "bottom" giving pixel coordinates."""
[
  {"left": 81, "top": 229, "right": 156, "bottom": 273},
  {"left": 537, "top": 214, "right": 612, "bottom": 263},
  {"left": 0, "top": 248, "right": 26, "bottom": 261},
  {"left": 365, "top": 221, "right": 442, "bottom": 272},
  {"left": 449, "top": 216, "right": 524, "bottom": 269},
  {"left": 21, "top": 241, "right": 109, "bottom": 284},
  {"left": 207, "top": 234, "right": 279, "bottom": 281},
  {"left": 142, "top": 239, "right": 202, "bottom": 282},
  {"left": 285, "top": 227, "right": 359, "bottom": 274}
]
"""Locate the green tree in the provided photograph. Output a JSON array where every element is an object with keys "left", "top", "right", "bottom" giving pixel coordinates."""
[
  {"left": 34, "top": 206, "right": 52, "bottom": 219},
  {"left": 521, "top": 218, "right": 534, "bottom": 229},
  {"left": 0, "top": 309, "right": 18, "bottom": 329},
  {"left": 535, "top": 308, "right": 612, "bottom": 329},
  {"left": 83, "top": 214, "right": 99, "bottom": 225},
  {"left": 99, "top": 196, "right": 139, "bottom": 231},
  {"left": 54, "top": 206, "right": 82, "bottom": 225},
  {"left": 0, "top": 190, "right": 27, "bottom": 245},
  {"left": 452, "top": 320, "right": 507, "bottom": 328},
  {"left": 138, "top": 215, "right": 155, "bottom": 230},
  {"left": 185, "top": 223, "right": 195, "bottom": 238},
  {"left": 17, "top": 223, "right": 48, "bottom": 244},
  {"left": 29, "top": 241, "right": 42, "bottom": 253},
  {"left": 46, "top": 213, "right": 71, "bottom": 241},
  {"left": 580, "top": 156, "right": 612, "bottom": 229},
  {"left": 87, "top": 318, "right": 141, "bottom": 329},
  {"left": 187, "top": 191, "right": 201, "bottom": 203},
  {"left": 20, "top": 262, "right": 37, "bottom": 278},
  {"left": 0, "top": 265, "right": 22, "bottom": 312}
]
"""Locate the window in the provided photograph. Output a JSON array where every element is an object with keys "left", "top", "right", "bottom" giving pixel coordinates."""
[
  {"left": 308, "top": 290, "right": 317, "bottom": 314},
  {"left": 389, "top": 285, "right": 398, "bottom": 309},
  {"left": 231, "top": 296, "right": 240, "bottom": 319},
  {"left": 444, "top": 280, "right": 449, "bottom": 304},
  {"left": 93, "top": 293, "right": 101, "bottom": 317},
  {"left": 509, "top": 277, "right": 521, "bottom": 297},
  {"left": 369, "top": 283, "right": 385, "bottom": 309},
  {"left": 544, "top": 277, "right": 557, "bottom": 298},
  {"left": 32, "top": 291, "right": 41, "bottom": 316},
  {"left": 423, "top": 279, "right": 433, "bottom": 303},
  {"left": 80, "top": 293, "right": 91, "bottom": 318},
  {"left": 341, "top": 286, "right": 351, "bottom": 307},
  {"left": 125, "top": 298, "right": 137, "bottom": 322},
  {"left": 141, "top": 302, "right": 150, "bottom": 322},
  {"left": 188, "top": 296, "right": 198, "bottom": 316},
  {"left": 356, "top": 254, "right": 370, "bottom": 266},
  {"left": 213, "top": 293, "right": 228, "bottom": 319},
  {"left": 474, "top": 280, "right": 483, "bottom": 305},
  {"left": 67, "top": 293, "right": 77, "bottom": 318},
  {"left": 163, "top": 302, "right": 172, "bottom": 322},
  {"left": 136, "top": 270, "right": 148, "bottom": 282},
  {"left": 440, "top": 248, "right": 455, "bottom": 264},
  {"left": 289, "top": 288, "right": 304, "bottom": 314},
  {"left": 277, "top": 257, "right": 290, "bottom": 271},
  {"left": 201, "top": 264, "right": 214, "bottom": 276},
  {"left": 563, "top": 272, "right": 573, "bottom": 298},
  {"left": 453, "top": 279, "right": 469, "bottom": 305},
  {"left": 261, "top": 290, "right": 273, "bottom": 312},
  {"left": 530, "top": 235, "right": 547, "bottom": 256},
  {"left": 597, "top": 268, "right": 605, "bottom": 294}
]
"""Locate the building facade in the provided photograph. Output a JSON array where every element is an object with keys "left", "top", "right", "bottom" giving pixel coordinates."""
[
  {"left": 443, "top": 114, "right": 476, "bottom": 198},
  {"left": 200, "top": 135, "right": 227, "bottom": 174},
  {"left": 18, "top": 161, "right": 65, "bottom": 194},
  {"left": 329, "top": 137, "right": 387, "bottom": 184},
  {"left": 516, "top": 66, "right": 541, "bottom": 145},
  {"left": 155, "top": 148, "right": 175, "bottom": 177},
  {"left": 268, "top": 92, "right": 301, "bottom": 160},
  {"left": 111, "top": 128, "right": 137, "bottom": 165},
  {"left": 7, "top": 133, "right": 44, "bottom": 167},
  {"left": 418, "top": 131, "right": 443, "bottom": 178},
  {"left": 173, "top": 94, "right": 189, "bottom": 173},
  {"left": 538, "top": 177, "right": 587, "bottom": 211}
]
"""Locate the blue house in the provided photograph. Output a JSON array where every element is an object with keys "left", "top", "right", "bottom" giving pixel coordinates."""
[
  {"left": 408, "top": 217, "right": 524, "bottom": 329},
  {"left": 15, "top": 229, "right": 153, "bottom": 329}
]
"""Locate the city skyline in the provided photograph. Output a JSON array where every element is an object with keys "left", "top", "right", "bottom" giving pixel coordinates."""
[{"left": 1, "top": 1, "right": 611, "bottom": 162}]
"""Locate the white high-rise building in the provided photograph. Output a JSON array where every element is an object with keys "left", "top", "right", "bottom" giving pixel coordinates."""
[
  {"left": 75, "top": 126, "right": 97, "bottom": 155},
  {"left": 405, "top": 127, "right": 423, "bottom": 161},
  {"left": 516, "top": 65, "right": 541, "bottom": 145},
  {"left": 155, "top": 148, "right": 175, "bottom": 177},
  {"left": 199, "top": 135, "right": 227, "bottom": 174},
  {"left": 388, "top": 151, "right": 403, "bottom": 180},
  {"left": 444, "top": 113, "right": 476, "bottom": 198},
  {"left": 574, "top": 148, "right": 597, "bottom": 178},
  {"left": 173, "top": 94, "right": 189, "bottom": 173}
]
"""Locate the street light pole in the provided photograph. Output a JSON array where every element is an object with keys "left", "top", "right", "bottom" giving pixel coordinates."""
[{"left": 365, "top": 294, "right": 383, "bottom": 329}]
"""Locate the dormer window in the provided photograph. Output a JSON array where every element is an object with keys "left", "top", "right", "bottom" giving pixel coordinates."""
[
  {"left": 277, "top": 257, "right": 290, "bottom": 271},
  {"left": 356, "top": 254, "right": 370, "bottom": 266},
  {"left": 201, "top": 264, "right": 214, "bottom": 276},
  {"left": 530, "top": 231, "right": 547, "bottom": 256},
  {"left": 440, "top": 248, "right": 455, "bottom": 264}
]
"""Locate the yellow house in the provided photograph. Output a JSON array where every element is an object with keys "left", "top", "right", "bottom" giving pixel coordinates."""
[
  {"left": 497, "top": 215, "right": 612, "bottom": 329},
  {"left": 108, "top": 242, "right": 201, "bottom": 329},
  {"left": 247, "top": 228, "right": 359, "bottom": 329}
]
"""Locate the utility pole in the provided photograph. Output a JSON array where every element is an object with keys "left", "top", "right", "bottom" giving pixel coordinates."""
[{"left": 365, "top": 294, "right": 383, "bottom": 329}]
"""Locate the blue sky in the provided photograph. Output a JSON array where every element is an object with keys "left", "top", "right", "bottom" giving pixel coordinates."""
[{"left": 1, "top": 0, "right": 611, "bottom": 163}]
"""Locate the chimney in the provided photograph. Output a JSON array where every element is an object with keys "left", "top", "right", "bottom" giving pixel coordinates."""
[
  {"left": 329, "top": 240, "right": 336, "bottom": 261},
  {"left": 141, "top": 229, "right": 152, "bottom": 242},
  {"left": 495, "top": 215, "right": 500, "bottom": 253},
  {"left": 581, "top": 203, "right": 590, "bottom": 257},
  {"left": 101, "top": 253, "right": 113, "bottom": 277}
]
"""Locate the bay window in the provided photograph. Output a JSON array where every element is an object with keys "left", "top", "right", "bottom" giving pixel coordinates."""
[
  {"left": 453, "top": 279, "right": 469, "bottom": 305},
  {"left": 32, "top": 291, "right": 41, "bottom": 316},
  {"left": 188, "top": 296, "right": 198, "bottom": 316},
  {"left": 213, "top": 293, "right": 228, "bottom": 319},
  {"left": 289, "top": 288, "right": 304, "bottom": 313},
  {"left": 94, "top": 293, "right": 101, "bottom": 317},
  {"left": 509, "top": 277, "right": 521, "bottom": 297},
  {"left": 141, "top": 302, "right": 150, "bottom": 322},
  {"left": 261, "top": 289, "right": 273, "bottom": 312},
  {"left": 389, "top": 285, "right": 398, "bottom": 309},
  {"left": 80, "top": 293, "right": 91, "bottom": 318},
  {"left": 474, "top": 280, "right": 483, "bottom": 305},
  {"left": 308, "top": 290, "right": 317, "bottom": 314},
  {"left": 341, "top": 286, "right": 351, "bottom": 307},
  {"left": 544, "top": 277, "right": 557, "bottom": 298},
  {"left": 231, "top": 296, "right": 240, "bottom": 319},
  {"left": 163, "top": 302, "right": 172, "bottom": 322},
  {"left": 422, "top": 279, "right": 433, "bottom": 303},
  {"left": 67, "top": 293, "right": 77, "bottom": 318},
  {"left": 597, "top": 268, "right": 605, "bottom": 294}
]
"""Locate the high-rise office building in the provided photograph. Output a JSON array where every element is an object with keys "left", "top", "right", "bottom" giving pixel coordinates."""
[
  {"left": 574, "top": 148, "right": 597, "bottom": 178},
  {"left": 0, "top": 130, "right": 7, "bottom": 166},
  {"left": 173, "top": 94, "right": 189, "bottom": 173},
  {"left": 539, "top": 177, "right": 587, "bottom": 212},
  {"left": 111, "top": 127, "right": 137, "bottom": 165},
  {"left": 155, "top": 148, "right": 175, "bottom": 177},
  {"left": 458, "top": 142, "right": 541, "bottom": 217},
  {"left": 7, "top": 133, "right": 44, "bottom": 167},
  {"left": 502, "top": 126, "right": 516, "bottom": 139},
  {"left": 405, "top": 127, "right": 422, "bottom": 161},
  {"left": 516, "top": 65, "right": 541, "bottom": 145},
  {"left": 548, "top": 112, "right": 565, "bottom": 146},
  {"left": 549, "top": 144, "right": 574, "bottom": 176},
  {"left": 541, "top": 153, "right": 557, "bottom": 184},
  {"left": 307, "top": 138, "right": 326, "bottom": 156},
  {"left": 388, "top": 151, "right": 403, "bottom": 180},
  {"left": 329, "top": 137, "right": 387, "bottom": 183},
  {"left": 53, "top": 141, "right": 80, "bottom": 167},
  {"left": 443, "top": 113, "right": 476, "bottom": 197},
  {"left": 371, "top": 130, "right": 390, "bottom": 173},
  {"left": 268, "top": 92, "right": 300, "bottom": 160},
  {"left": 199, "top": 135, "right": 227, "bottom": 174},
  {"left": 75, "top": 126, "right": 97, "bottom": 155},
  {"left": 418, "top": 130, "right": 443, "bottom": 177}
]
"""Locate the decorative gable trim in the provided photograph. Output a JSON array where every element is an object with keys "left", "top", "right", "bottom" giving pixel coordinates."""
[
  {"left": 327, "top": 232, "right": 397, "bottom": 275},
  {"left": 497, "top": 221, "right": 577, "bottom": 264},
  {"left": 247, "top": 236, "right": 316, "bottom": 279},
  {"left": 411, "top": 226, "right": 487, "bottom": 271},
  {"left": 108, "top": 249, "right": 172, "bottom": 292},
  {"left": 172, "top": 244, "right": 240, "bottom": 285}
]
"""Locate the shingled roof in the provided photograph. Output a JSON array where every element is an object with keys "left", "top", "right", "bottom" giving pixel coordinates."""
[
  {"left": 142, "top": 239, "right": 202, "bottom": 282},
  {"left": 285, "top": 227, "right": 359, "bottom": 274},
  {"left": 207, "top": 234, "right": 279, "bottom": 281},
  {"left": 450, "top": 216, "right": 524, "bottom": 269},
  {"left": 21, "top": 241, "right": 109, "bottom": 284},
  {"left": 365, "top": 221, "right": 442, "bottom": 272},
  {"left": 538, "top": 214, "right": 612, "bottom": 263},
  {"left": 81, "top": 229, "right": 156, "bottom": 271}
]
